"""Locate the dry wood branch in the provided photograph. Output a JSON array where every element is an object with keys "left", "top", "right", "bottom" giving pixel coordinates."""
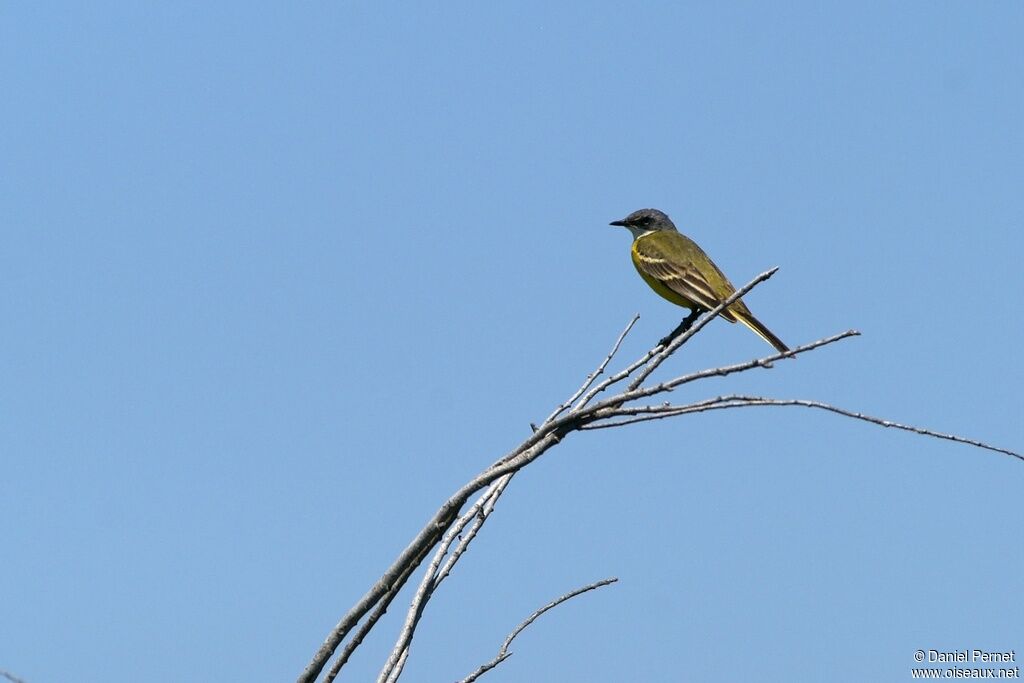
[
  {"left": 435, "top": 474, "right": 512, "bottom": 587},
  {"left": 457, "top": 578, "right": 619, "bottom": 683},
  {"left": 545, "top": 315, "right": 640, "bottom": 425},
  {"left": 298, "top": 501, "right": 460, "bottom": 683},
  {"left": 572, "top": 340, "right": 660, "bottom": 413},
  {"left": 323, "top": 541, "right": 434, "bottom": 683},
  {"left": 299, "top": 267, "right": 1020, "bottom": 683},
  {"left": 583, "top": 330, "right": 859, "bottom": 421},
  {"left": 1, "top": 671, "right": 27, "bottom": 683},
  {"left": 378, "top": 474, "right": 516, "bottom": 682},
  {"left": 583, "top": 396, "right": 1023, "bottom": 460},
  {"left": 299, "top": 432, "right": 561, "bottom": 683}
]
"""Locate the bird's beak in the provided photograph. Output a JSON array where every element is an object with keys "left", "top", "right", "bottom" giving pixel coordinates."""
[{"left": 609, "top": 219, "right": 628, "bottom": 227}]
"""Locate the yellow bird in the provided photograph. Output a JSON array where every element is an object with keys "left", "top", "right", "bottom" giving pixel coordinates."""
[{"left": 610, "top": 208, "right": 789, "bottom": 352}]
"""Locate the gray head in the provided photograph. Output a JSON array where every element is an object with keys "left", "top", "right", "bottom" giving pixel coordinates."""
[{"left": 609, "top": 208, "right": 677, "bottom": 238}]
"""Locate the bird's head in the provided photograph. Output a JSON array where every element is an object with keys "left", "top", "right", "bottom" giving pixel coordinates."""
[{"left": 609, "top": 208, "right": 677, "bottom": 238}]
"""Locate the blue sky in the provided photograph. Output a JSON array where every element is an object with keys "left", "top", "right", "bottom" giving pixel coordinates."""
[{"left": 2, "top": 3, "right": 1022, "bottom": 682}]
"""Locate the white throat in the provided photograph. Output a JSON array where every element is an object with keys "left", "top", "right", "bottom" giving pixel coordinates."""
[{"left": 626, "top": 226, "right": 656, "bottom": 240}]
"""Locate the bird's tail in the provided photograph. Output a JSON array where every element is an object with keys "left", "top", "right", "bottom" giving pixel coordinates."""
[{"left": 734, "top": 312, "right": 789, "bottom": 353}]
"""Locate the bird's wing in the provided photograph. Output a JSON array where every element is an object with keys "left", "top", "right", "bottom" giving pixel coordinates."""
[{"left": 632, "top": 234, "right": 734, "bottom": 317}]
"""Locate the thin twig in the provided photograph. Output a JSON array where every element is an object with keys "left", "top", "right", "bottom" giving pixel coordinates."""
[
  {"left": 300, "top": 431, "right": 559, "bottom": 683},
  {"left": 544, "top": 315, "right": 640, "bottom": 424},
  {"left": 1, "top": 672, "right": 27, "bottom": 683},
  {"left": 457, "top": 578, "right": 619, "bottom": 683},
  {"left": 585, "top": 330, "right": 859, "bottom": 418},
  {"left": 648, "top": 330, "right": 858, "bottom": 391},
  {"left": 379, "top": 473, "right": 516, "bottom": 682},
  {"left": 583, "top": 396, "right": 1023, "bottom": 461},
  {"left": 435, "top": 474, "right": 513, "bottom": 586},
  {"left": 572, "top": 344, "right": 660, "bottom": 412},
  {"left": 573, "top": 267, "right": 778, "bottom": 412},
  {"left": 298, "top": 501, "right": 458, "bottom": 683},
  {"left": 626, "top": 267, "right": 780, "bottom": 391}
]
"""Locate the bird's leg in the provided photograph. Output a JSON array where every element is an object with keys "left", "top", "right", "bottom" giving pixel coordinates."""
[{"left": 658, "top": 308, "right": 703, "bottom": 348}]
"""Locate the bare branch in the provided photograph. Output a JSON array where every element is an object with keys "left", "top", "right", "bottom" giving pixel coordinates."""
[
  {"left": 324, "top": 540, "right": 435, "bottom": 683},
  {"left": 379, "top": 473, "right": 518, "bottom": 682},
  {"left": 298, "top": 499, "right": 460, "bottom": 683},
  {"left": 457, "top": 578, "right": 619, "bottom": 683},
  {"left": 385, "top": 650, "right": 409, "bottom": 683},
  {"left": 544, "top": 315, "right": 640, "bottom": 424},
  {"left": 435, "top": 474, "right": 513, "bottom": 586},
  {"left": 1, "top": 671, "right": 27, "bottom": 683},
  {"left": 378, "top": 486, "right": 503, "bottom": 681},
  {"left": 646, "top": 330, "right": 859, "bottom": 392},
  {"left": 300, "top": 430, "right": 562, "bottom": 683},
  {"left": 583, "top": 330, "right": 859, "bottom": 420},
  {"left": 300, "top": 275, "right": 1020, "bottom": 682},
  {"left": 583, "top": 395, "right": 1023, "bottom": 461},
  {"left": 572, "top": 344, "right": 660, "bottom": 412}
]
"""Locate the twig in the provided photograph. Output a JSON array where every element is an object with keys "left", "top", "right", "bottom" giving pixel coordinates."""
[
  {"left": 324, "top": 541, "right": 434, "bottom": 683},
  {"left": 573, "top": 268, "right": 778, "bottom": 413},
  {"left": 1, "top": 672, "right": 27, "bottom": 683},
  {"left": 583, "top": 396, "right": 1023, "bottom": 461},
  {"left": 386, "top": 650, "right": 410, "bottom": 683},
  {"left": 572, "top": 343, "right": 660, "bottom": 413},
  {"left": 647, "top": 330, "right": 858, "bottom": 391},
  {"left": 435, "top": 474, "right": 512, "bottom": 586},
  {"left": 457, "top": 578, "right": 619, "bottom": 683},
  {"left": 585, "top": 330, "right": 859, "bottom": 418},
  {"left": 379, "top": 474, "right": 515, "bottom": 682},
  {"left": 544, "top": 315, "right": 640, "bottom": 424},
  {"left": 626, "top": 267, "right": 780, "bottom": 391},
  {"left": 298, "top": 500, "right": 458, "bottom": 683},
  {"left": 299, "top": 430, "right": 561, "bottom": 683}
]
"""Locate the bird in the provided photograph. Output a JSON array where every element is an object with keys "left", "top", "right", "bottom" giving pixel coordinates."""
[{"left": 609, "top": 208, "right": 789, "bottom": 352}]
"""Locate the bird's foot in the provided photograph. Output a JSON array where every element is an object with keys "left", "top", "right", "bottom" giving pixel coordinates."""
[{"left": 658, "top": 309, "right": 703, "bottom": 348}]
